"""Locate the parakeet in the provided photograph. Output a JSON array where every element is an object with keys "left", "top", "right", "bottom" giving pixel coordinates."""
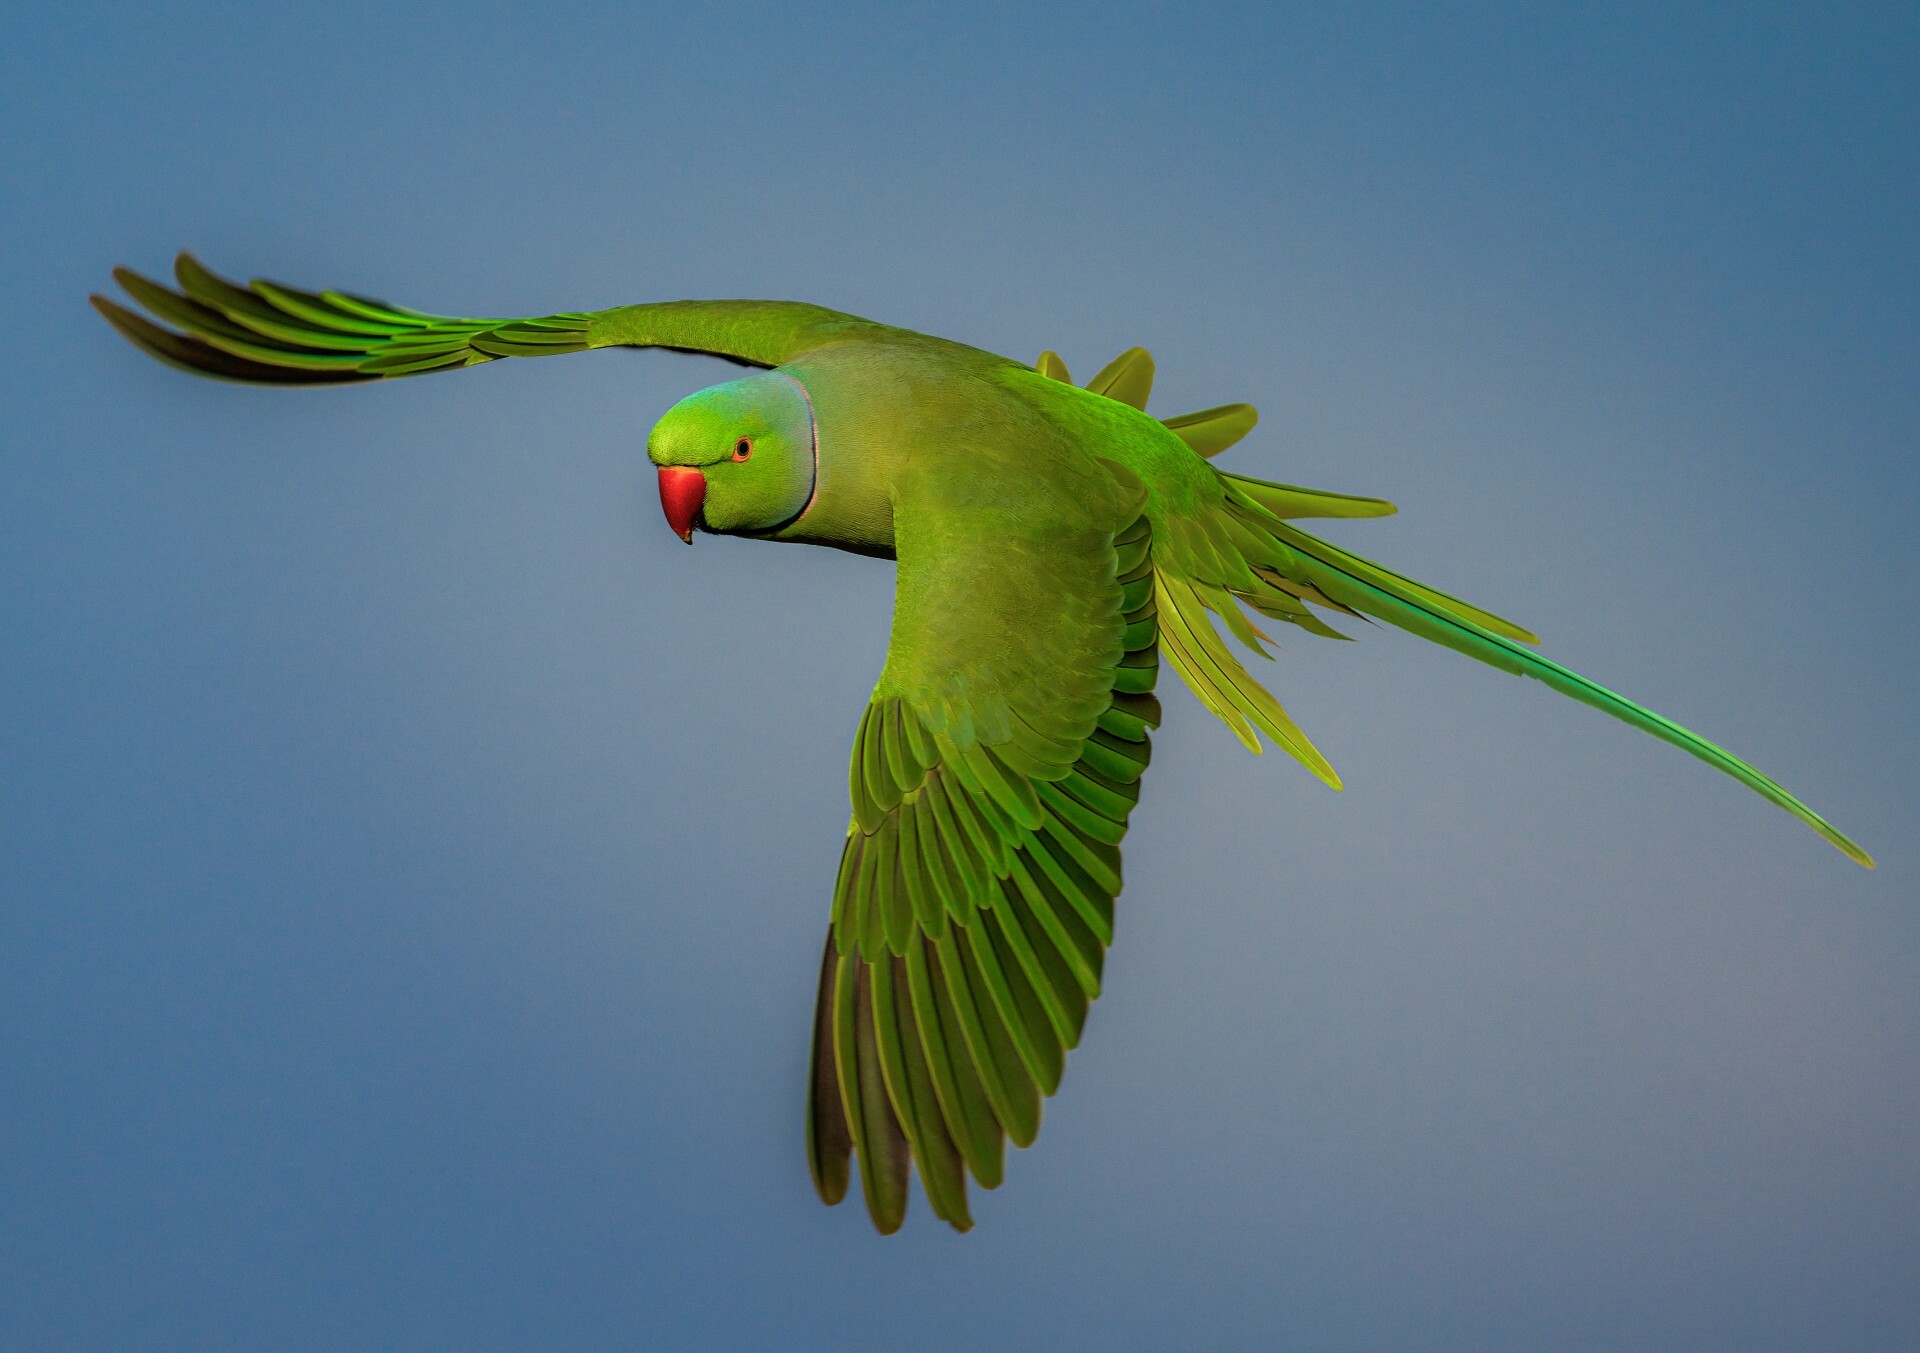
[{"left": 92, "top": 255, "right": 1873, "bottom": 1235}]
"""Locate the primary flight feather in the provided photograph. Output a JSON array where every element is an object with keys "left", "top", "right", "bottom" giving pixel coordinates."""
[{"left": 93, "top": 255, "right": 1874, "bottom": 1234}]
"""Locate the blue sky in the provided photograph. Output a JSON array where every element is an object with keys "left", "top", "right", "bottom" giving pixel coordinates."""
[{"left": 2, "top": 4, "right": 1915, "bottom": 1349}]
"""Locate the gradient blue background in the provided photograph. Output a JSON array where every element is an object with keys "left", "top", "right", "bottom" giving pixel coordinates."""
[{"left": 3, "top": 4, "right": 1915, "bottom": 1349}]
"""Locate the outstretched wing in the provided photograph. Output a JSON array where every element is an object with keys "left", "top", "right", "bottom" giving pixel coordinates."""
[
  {"left": 91, "top": 253, "right": 880, "bottom": 384},
  {"left": 807, "top": 441, "right": 1158, "bottom": 1233}
]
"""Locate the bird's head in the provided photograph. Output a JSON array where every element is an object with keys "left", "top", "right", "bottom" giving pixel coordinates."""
[{"left": 646, "top": 372, "right": 816, "bottom": 542}]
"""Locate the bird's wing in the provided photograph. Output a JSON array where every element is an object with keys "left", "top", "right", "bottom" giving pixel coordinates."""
[
  {"left": 808, "top": 442, "right": 1156, "bottom": 1234},
  {"left": 91, "top": 253, "right": 881, "bottom": 385}
]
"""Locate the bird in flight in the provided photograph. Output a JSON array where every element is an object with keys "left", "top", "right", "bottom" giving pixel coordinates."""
[{"left": 93, "top": 255, "right": 1873, "bottom": 1234}]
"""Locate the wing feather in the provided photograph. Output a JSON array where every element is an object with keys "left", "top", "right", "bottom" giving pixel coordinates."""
[
  {"left": 95, "top": 252, "right": 883, "bottom": 385},
  {"left": 809, "top": 454, "right": 1157, "bottom": 1231}
]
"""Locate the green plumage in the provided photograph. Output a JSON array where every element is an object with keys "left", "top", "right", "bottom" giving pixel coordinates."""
[{"left": 96, "top": 254, "right": 1875, "bottom": 1237}]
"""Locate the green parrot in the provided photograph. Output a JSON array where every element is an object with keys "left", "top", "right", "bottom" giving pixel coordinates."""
[{"left": 93, "top": 255, "right": 1873, "bottom": 1235}]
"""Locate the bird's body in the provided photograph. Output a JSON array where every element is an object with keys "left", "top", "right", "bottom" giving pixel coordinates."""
[{"left": 94, "top": 256, "right": 1872, "bottom": 1235}]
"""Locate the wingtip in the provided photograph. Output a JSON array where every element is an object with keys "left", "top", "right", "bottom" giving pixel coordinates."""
[
  {"left": 811, "top": 1171, "right": 850, "bottom": 1206},
  {"left": 89, "top": 290, "right": 144, "bottom": 334}
]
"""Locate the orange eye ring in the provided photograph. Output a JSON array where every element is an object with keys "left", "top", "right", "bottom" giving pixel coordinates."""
[{"left": 732, "top": 438, "right": 752, "bottom": 461}]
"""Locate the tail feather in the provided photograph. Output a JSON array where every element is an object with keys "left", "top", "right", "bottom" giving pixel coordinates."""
[
  {"left": 1268, "top": 514, "right": 1870, "bottom": 867},
  {"left": 1223, "top": 471, "right": 1400, "bottom": 523},
  {"left": 1161, "top": 483, "right": 1873, "bottom": 868},
  {"left": 1153, "top": 570, "right": 1341, "bottom": 787}
]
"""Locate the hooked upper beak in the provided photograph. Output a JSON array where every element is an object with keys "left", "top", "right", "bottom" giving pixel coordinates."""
[{"left": 657, "top": 465, "right": 706, "bottom": 543}]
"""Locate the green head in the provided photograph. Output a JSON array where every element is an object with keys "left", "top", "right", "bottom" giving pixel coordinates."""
[{"left": 647, "top": 371, "right": 817, "bottom": 542}]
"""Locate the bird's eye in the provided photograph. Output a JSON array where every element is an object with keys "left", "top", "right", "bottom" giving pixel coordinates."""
[{"left": 732, "top": 438, "right": 752, "bottom": 461}]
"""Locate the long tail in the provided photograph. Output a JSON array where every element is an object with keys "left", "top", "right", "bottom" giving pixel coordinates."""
[
  {"left": 1164, "top": 476, "right": 1874, "bottom": 868},
  {"left": 1037, "top": 340, "right": 1868, "bottom": 867}
]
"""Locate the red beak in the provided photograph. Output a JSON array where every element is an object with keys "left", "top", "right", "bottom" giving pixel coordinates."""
[{"left": 657, "top": 465, "right": 707, "bottom": 543}]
